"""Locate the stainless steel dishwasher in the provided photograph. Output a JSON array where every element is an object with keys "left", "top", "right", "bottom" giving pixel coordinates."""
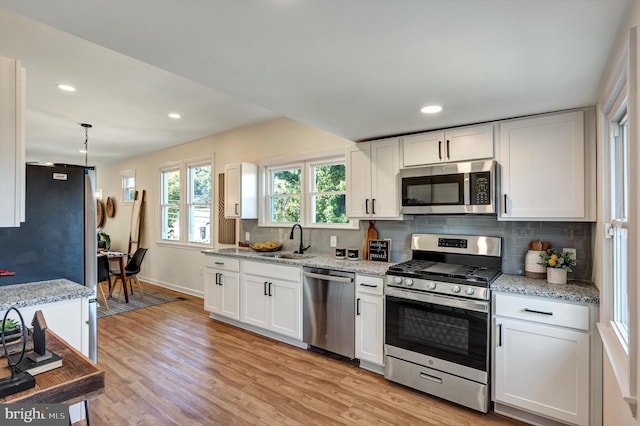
[{"left": 302, "top": 267, "right": 355, "bottom": 358}]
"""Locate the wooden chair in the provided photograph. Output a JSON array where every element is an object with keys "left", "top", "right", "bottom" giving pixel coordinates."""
[
  {"left": 109, "top": 248, "right": 148, "bottom": 302},
  {"left": 97, "top": 255, "right": 111, "bottom": 311}
]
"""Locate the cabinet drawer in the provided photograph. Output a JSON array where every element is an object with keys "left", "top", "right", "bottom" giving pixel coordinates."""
[
  {"left": 244, "top": 260, "right": 301, "bottom": 281},
  {"left": 494, "top": 293, "right": 589, "bottom": 331},
  {"left": 356, "top": 274, "right": 384, "bottom": 296},
  {"left": 204, "top": 255, "right": 240, "bottom": 272}
]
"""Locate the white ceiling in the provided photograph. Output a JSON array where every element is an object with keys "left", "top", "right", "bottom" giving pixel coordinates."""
[{"left": 0, "top": 1, "right": 635, "bottom": 165}]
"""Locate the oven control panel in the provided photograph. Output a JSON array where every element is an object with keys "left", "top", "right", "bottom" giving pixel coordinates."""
[
  {"left": 438, "top": 238, "right": 468, "bottom": 249},
  {"left": 385, "top": 275, "right": 490, "bottom": 301}
]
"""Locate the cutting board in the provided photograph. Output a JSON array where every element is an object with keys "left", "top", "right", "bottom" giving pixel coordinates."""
[{"left": 364, "top": 220, "right": 378, "bottom": 260}]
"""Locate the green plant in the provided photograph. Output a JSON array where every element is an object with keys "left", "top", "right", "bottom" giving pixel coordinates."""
[
  {"left": 539, "top": 249, "right": 576, "bottom": 272},
  {"left": 99, "top": 230, "right": 111, "bottom": 250},
  {"left": 0, "top": 318, "right": 19, "bottom": 331}
]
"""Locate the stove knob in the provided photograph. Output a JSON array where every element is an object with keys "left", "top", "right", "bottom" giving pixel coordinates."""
[
  {"left": 428, "top": 282, "right": 437, "bottom": 290},
  {"left": 394, "top": 277, "right": 403, "bottom": 285},
  {"left": 452, "top": 285, "right": 461, "bottom": 293},
  {"left": 405, "top": 279, "right": 414, "bottom": 287},
  {"left": 465, "top": 287, "right": 475, "bottom": 295}
]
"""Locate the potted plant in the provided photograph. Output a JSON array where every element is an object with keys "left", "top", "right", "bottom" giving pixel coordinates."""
[
  {"left": 98, "top": 230, "right": 111, "bottom": 250},
  {"left": 539, "top": 249, "right": 576, "bottom": 284},
  {"left": 0, "top": 318, "right": 22, "bottom": 343}
]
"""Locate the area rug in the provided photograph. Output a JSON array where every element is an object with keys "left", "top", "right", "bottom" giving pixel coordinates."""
[{"left": 97, "top": 290, "right": 184, "bottom": 318}]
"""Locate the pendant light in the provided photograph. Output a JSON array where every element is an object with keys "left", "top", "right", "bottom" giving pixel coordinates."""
[{"left": 80, "top": 123, "right": 92, "bottom": 166}]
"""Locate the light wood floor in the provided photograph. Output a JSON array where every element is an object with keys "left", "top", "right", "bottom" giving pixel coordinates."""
[{"left": 83, "top": 282, "right": 526, "bottom": 426}]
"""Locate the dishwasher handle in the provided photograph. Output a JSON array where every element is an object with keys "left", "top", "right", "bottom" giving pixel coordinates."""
[{"left": 303, "top": 271, "right": 353, "bottom": 283}]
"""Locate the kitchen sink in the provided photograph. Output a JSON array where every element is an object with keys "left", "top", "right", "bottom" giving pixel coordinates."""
[{"left": 257, "top": 252, "right": 314, "bottom": 260}]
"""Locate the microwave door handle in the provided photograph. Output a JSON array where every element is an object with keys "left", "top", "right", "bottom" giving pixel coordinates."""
[{"left": 464, "top": 174, "right": 470, "bottom": 205}]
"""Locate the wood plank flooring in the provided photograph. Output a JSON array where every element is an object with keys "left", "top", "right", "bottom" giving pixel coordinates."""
[{"left": 83, "top": 282, "right": 526, "bottom": 425}]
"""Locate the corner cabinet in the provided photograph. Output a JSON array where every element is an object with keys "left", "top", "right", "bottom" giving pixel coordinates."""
[
  {"left": 241, "top": 261, "right": 302, "bottom": 340},
  {"left": 492, "top": 293, "right": 598, "bottom": 426},
  {"left": 0, "top": 56, "right": 26, "bottom": 227},
  {"left": 204, "top": 255, "right": 240, "bottom": 320},
  {"left": 345, "top": 138, "right": 401, "bottom": 219},
  {"left": 402, "top": 124, "right": 494, "bottom": 167},
  {"left": 224, "top": 162, "right": 257, "bottom": 219},
  {"left": 497, "top": 109, "right": 596, "bottom": 221},
  {"left": 355, "top": 274, "right": 384, "bottom": 371}
]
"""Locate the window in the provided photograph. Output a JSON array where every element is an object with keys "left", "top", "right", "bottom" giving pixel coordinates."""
[
  {"left": 610, "top": 114, "right": 629, "bottom": 346},
  {"left": 187, "top": 162, "right": 212, "bottom": 244},
  {"left": 263, "top": 156, "right": 354, "bottom": 228},
  {"left": 159, "top": 158, "right": 212, "bottom": 245},
  {"left": 309, "top": 160, "right": 348, "bottom": 225},
  {"left": 161, "top": 167, "right": 181, "bottom": 241},
  {"left": 121, "top": 170, "right": 136, "bottom": 202}
]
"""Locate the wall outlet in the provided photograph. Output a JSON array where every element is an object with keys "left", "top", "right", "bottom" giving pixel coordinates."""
[
  {"left": 563, "top": 248, "right": 577, "bottom": 260},
  {"left": 330, "top": 236, "right": 337, "bottom": 247},
  {"left": 245, "top": 232, "right": 250, "bottom": 241}
]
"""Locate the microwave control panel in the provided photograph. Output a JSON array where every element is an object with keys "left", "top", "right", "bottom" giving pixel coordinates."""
[{"left": 469, "top": 171, "right": 491, "bottom": 205}]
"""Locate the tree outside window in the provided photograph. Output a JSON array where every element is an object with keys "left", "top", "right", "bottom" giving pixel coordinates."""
[
  {"left": 161, "top": 168, "right": 180, "bottom": 241},
  {"left": 188, "top": 163, "right": 212, "bottom": 244}
]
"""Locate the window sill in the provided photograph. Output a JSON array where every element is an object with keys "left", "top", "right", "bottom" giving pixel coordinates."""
[
  {"left": 597, "top": 322, "right": 637, "bottom": 417},
  {"left": 156, "top": 240, "right": 213, "bottom": 251}
]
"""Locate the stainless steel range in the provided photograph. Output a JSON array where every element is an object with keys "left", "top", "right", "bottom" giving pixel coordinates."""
[{"left": 384, "top": 233, "right": 502, "bottom": 413}]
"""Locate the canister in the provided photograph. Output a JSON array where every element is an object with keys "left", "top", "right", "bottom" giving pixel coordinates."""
[{"left": 525, "top": 250, "right": 546, "bottom": 279}]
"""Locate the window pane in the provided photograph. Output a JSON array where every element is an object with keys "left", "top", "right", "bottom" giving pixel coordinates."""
[
  {"left": 271, "top": 196, "right": 300, "bottom": 223},
  {"left": 272, "top": 168, "right": 301, "bottom": 195},
  {"left": 189, "top": 205, "right": 210, "bottom": 244},
  {"left": 163, "top": 206, "right": 180, "bottom": 240},
  {"left": 312, "top": 194, "right": 347, "bottom": 224},
  {"left": 125, "top": 188, "right": 136, "bottom": 201},
  {"left": 164, "top": 169, "right": 180, "bottom": 204},
  {"left": 314, "top": 163, "right": 346, "bottom": 192},
  {"left": 190, "top": 164, "right": 211, "bottom": 204}
]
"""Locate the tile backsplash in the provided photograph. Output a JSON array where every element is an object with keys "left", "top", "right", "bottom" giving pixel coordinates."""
[{"left": 240, "top": 216, "right": 593, "bottom": 281}]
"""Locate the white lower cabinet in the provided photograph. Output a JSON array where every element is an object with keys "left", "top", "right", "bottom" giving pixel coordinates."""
[
  {"left": 204, "top": 256, "right": 240, "bottom": 320},
  {"left": 355, "top": 274, "right": 384, "bottom": 368},
  {"left": 493, "top": 293, "right": 591, "bottom": 426},
  {"left": 241, "top": 261, "right": 302, "bottom": 340}
]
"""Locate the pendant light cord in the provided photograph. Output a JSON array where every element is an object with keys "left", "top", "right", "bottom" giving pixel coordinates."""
[{"left": 81, "top": 123, "right": 92, "bottom": 166}]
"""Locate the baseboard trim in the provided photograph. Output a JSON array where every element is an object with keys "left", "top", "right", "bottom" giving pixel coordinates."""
[{"left": 139, "top": 276, "right": 203, "bottom": 298}]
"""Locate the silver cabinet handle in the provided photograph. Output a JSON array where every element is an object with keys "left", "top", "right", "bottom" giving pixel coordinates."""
[{"left": 419, "top": 373, "right": 443, "bottom": 384}]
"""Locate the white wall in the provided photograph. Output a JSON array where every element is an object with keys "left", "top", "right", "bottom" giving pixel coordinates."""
[
  {"left": 95, "top": 117, "right": 353, "bottom": 296},
  {"left": 597, "top": 1, "right": 640, "bottom": 424}
]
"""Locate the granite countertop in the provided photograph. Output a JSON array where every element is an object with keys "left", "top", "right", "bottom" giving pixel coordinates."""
[
  {"left": 0, "top": 279, "right": 94, "bottom": 311},
  {"left": 202, "top": 248, "right": 393, "bottom": 276},
  {"left": 491, "top": 274, "right": 599, "bottom": 304}
]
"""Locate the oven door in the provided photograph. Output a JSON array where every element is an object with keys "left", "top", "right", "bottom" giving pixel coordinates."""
[{"left": 385, "top": 288, "right": 489, "bottom": 373}]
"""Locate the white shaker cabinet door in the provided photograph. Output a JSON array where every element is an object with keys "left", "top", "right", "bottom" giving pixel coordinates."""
[
  {"left": 494, "top": 317, "right": 590, "bottom": 426},
  {"left": 270, "top": 279, "right": 301, "bottom": 340},
  {"left": 355, "top": 293, "right": 384, "bottom": 366}
]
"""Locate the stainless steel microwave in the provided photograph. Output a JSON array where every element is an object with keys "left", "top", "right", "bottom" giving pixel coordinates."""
[{"left": 399, "top": 160, "right": 496, "bottom": 214}]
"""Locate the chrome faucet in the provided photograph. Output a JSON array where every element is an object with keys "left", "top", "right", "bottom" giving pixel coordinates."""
[{"left": 289, "top": 223, "right": 310, "bottom": 254}]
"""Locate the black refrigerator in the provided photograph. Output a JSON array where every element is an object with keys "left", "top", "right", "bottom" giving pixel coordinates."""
[{"left": 0, "top": 163, "right": 98, "bottom": 361}]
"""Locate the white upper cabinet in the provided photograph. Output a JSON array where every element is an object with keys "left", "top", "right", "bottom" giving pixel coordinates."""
[
  {"left": 346, "top": 138, "right": 401, "bottom": 219},
  {"left": 402, "top": 124, "right": 494, "bottom": 167},
  {"left": 497, "top": 109, "right": 596, "bottom": 221},
  {"left": 0, "top": 56, "right": 26, "bottom": 227},
  {"left": 224, "top": 162, "right": 257, "bottom": 219}
]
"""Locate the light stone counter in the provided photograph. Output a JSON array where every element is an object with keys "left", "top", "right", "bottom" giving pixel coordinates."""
[
  {"left": 202, "top": 248, "right": 393, "bottom": 276},
  {"left": 0, "top": 279, "right": 94, "bottom": 311},
  {"left": 491, "top": 274, "right": 599, "bottom": 304}
]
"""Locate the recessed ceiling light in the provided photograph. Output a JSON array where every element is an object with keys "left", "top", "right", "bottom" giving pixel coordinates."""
[
  {"left": 168, "top": 113, "right": 181, "bottom": 119},
  {"left": 420, "top": 105, "right": 443, "bottom": 114},
  {"left": 57, "top": 84, "right": 76, "bottom": 92}
]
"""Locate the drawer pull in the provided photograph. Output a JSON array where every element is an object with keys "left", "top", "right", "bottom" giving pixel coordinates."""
[
  {"left": 359, "top": 283, "right": 378, "bottom": 288},
  {"left": 419, "top": 373, "right": 443, "bottom": 384},
  {"left": 214, "top": 261, "right": 224, "bottom": 265},
  {"left": 524, "top": 308, "right": 553, "bottom": 316}
]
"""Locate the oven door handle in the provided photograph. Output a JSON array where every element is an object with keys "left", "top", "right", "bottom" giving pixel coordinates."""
[{"left": 386, "top": 287, "right": 489, "bottom": 313}]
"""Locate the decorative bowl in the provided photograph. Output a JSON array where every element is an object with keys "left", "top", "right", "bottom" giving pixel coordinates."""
[{"left": 249, "top": 242, "right": 282, "bottom": 252}]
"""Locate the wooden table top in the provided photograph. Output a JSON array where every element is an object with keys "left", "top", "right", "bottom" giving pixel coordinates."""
[{"left": 0, "top": 331, "right": 105, "bottom": 405}]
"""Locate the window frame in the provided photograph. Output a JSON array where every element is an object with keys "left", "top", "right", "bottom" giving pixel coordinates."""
[
  {"left": 186, "top": 159, "right": 213, "bottom": 245},
  {"left": 260, "top": 153, "right": 357, "bottom": 229},
  {"left": 158, "top": 156, "right": 214, "bottom": 248},
  {"left": 121, "top": 169, "right": 136, "bottom": 204},
  {"left": 306, "top": 157, "right": 349, "bottom": 228}
]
